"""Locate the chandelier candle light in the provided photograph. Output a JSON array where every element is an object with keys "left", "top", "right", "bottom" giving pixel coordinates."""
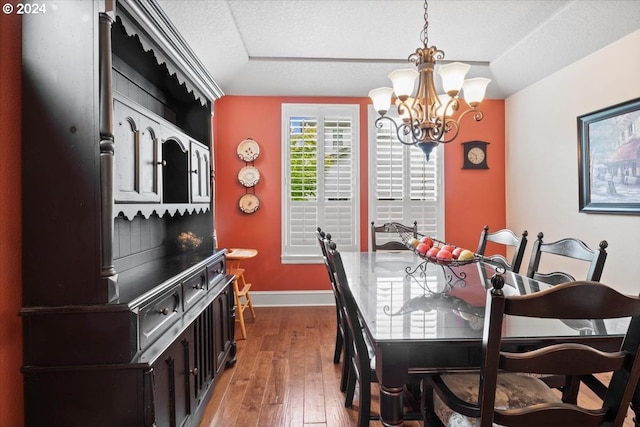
[{"left": 368, "top": 0, "right": 491, "bottom": 160}]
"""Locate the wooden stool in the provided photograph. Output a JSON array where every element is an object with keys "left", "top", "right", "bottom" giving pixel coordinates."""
[
  {"left": 227, "top": 267, "right": 255, "bottom": 339},
  {"left": 226, "top": 248, "right": 258, "bottom": 339}
]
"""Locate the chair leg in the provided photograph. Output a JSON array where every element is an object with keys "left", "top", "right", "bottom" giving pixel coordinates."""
[
  {"left": 357, "top": 369, "right": 371, "bottom": 427},
  {"left": 421, "top": 378, "right": 445, "bottom": 427},
  {"left": 333, "top": 307, "right": 343, "bottom": 364},
  {"left": 333, "top": 325, "right": 343, "bottom": 364},
  {"left": 345, "top": 361, "right": 357, "bottom": 408},
  {"left": 340, "top": 353, "right": 350, "bottom": 393},
  {"left": 234, "top": 279, "right": 247, "bottom": 340},
  {"left": 245, "top": 289, "right": 256, "bottom": 319},
  {"left": 340, "top": 332, "right": 351, "bottom": 392}
]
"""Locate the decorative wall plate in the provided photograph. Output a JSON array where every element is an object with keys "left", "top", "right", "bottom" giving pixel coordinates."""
[
  {"left": 237, "top": 138, "right": 260, "bottom": 161},
  {"left": 239, "top": 193, "right": 260, "bottom": 214},
  {"left": 238, "top": 166, "right": 260, "bottom": 187}
]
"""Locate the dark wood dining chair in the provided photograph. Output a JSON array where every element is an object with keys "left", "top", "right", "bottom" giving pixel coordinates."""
[
  {"left": 423, "top": 275, "right": 640, "bottom": 427},
  {"left": 526, "top": 232, "right": 608, "bottom": 285},
  {"left": 316, "top": 228, "right": 343, "bottom": 364},
  {"left": 476, "top": 225, "right": 528, "bottom": 272},
  {"left": 325, "top": 241, "right": 378, "bottom": 427},
  {"left": 316, "top": 227, "right": 349, "bottom": 392},
  {"left": 524, "top": 232, "right": 610, "bottom": 400},
  {"left": 370, "top": 221, "right": 418, "bottom": 251},
  {"left": 325, "top": 242, "right": 422, "bottom": 427}
]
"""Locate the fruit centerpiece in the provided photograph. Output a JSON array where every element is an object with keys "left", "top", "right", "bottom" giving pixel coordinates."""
[
  {"left": 402, "top": 233, "right": 481, "bottom": 267},
  {"left": 389, "top": 226, "right": 483, "bottom": 293},
  {"left": 387, "top": 225, "right": 504, "bottom": 295}
]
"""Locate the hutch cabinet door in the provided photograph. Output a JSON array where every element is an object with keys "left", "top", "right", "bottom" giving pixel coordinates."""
[
  {"left": 213, "top": 283, "right": 233, "bottom": 373},
  {"left": 190, "top": 140, "right": 211, "bottom": 203},
  {"left": 153, "top": 327, "right": 195, "bottom": 427},
  {"left": 138, "top": 113, "right": 161, "bottom": 201},
  {"left": 113, "top": 99, "right": 161, "bottom": 203}
]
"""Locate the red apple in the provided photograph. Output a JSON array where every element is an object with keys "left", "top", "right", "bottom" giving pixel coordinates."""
[
  {"left": 416, "top": 242, "right": 430, "bottom": 255},
  {"left": 451, "top": 247, "right": 465, "bottom": 259},
  {"left": 436, "top": 249, "right": 453, "bottom": 261},
  {"left": 419, "top": 236, "right": 433, "bottom": 249},
  {"left": 426, "top": 247, "right": 440, "bottom": 258},
  {"left": 441, "top": 244, "right": 455, "bottom": 253}
]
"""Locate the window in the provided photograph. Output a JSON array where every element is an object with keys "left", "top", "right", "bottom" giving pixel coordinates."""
[
  {"left": 282, "top": 104, "right": 360, "bottom": 263},
  {"left": 368, "top": 105, "right": 444, "bottom": 245}
]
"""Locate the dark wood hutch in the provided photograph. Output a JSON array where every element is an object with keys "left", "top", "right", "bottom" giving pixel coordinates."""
[{"left": 20, "top": 1, "right": 234, "bottom": 426}]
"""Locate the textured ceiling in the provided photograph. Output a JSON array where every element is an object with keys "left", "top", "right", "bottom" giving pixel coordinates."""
[{"left": 156, "top": 0, "right": 640, "bottom": 99}]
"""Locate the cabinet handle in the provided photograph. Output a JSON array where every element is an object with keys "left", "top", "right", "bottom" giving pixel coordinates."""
[
  {"left": 157, "top": 160, "right": 167, "bottom": 166},
  {"left": 172, "top": 292, "right": 180, "bottom": 313},
  {"left": 159, "top": 307, "right": 169, "bottom": 315},
  {"left": 193, "top": 273, "right": 205, "bottom": 290},
  {"left": 191, "top": 170, "right": 198, "bottom": 174},
  {"left": 190, "top": 367, "right": 199, "bottom": 376}
]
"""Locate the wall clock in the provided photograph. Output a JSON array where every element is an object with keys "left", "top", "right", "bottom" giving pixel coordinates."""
[{"left": 462, "top": 141, "right": 489, "bottom": 170}]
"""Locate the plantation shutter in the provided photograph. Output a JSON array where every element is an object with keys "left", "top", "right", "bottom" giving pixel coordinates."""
[
  {"left": 282, "top": 104, "right": 359, "bottom": 262},
  {"left": 323, "top": 114, "right": 356, "bottom": 248},
  {"left": 368, "top": 106, "right": 443, "bottom": 243}
]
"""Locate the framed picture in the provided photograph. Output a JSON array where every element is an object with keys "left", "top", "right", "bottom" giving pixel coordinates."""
[{"left": 578, "top": 97, "right": 640, "bottom": 214}]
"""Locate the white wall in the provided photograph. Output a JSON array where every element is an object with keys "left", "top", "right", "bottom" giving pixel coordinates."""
[{"left": 506, "top": 29, "right": 640, "bottom": 294}]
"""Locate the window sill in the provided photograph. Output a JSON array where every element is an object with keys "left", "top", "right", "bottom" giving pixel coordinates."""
[{"left": 281, "top": 255, "right": 324, "bottom": 265}]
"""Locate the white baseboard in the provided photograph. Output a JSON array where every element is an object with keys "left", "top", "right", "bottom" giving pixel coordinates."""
[{"left": 250, "top": 290, "right": 335, "bottom": 307}]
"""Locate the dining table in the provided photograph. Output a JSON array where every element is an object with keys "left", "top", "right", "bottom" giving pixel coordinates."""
[{"left": 339, "top": 250, "right": 634, "bottom": 427}]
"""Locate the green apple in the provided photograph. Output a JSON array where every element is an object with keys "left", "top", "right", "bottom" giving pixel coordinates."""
[{"left": 457, "top": 249, "right": 475, "bottom": 261}]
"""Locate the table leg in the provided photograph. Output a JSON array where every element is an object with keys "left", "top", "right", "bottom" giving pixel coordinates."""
[
  {"left": 630, "top": 381, "right": 640, "bottom": 427},
  {"left": 379, "top": 384, "right": 404, "bottom": 426}
]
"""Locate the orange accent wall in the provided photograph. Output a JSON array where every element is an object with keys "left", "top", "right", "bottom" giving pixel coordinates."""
[
  {"left": 214, "top": 96, "right": 505, "bottom": 291},
  {"left": 443, "top": 100, "right": 506, "bottom": 252},
  {"left": 0, "top": 6, "right": 24, "bottom": 426}
]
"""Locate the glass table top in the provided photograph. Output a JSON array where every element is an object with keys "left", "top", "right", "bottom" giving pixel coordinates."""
[{"left": 339, "top": 251, "right": 629, "bottom": 342}]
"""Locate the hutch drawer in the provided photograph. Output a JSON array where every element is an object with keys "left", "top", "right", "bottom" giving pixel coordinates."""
[
  {"left": 207, "top": 256, "right": 226, "bottom": 289},
  {"left": 182, "top": 269, "right": 207, "bottom": 311},
  {"left": 138, "top": 285, "right": 182, "bottom": 349}
]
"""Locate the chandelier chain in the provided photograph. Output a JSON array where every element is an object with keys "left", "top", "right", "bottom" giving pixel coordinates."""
[{"left": 420, "top": 0, "right": 429, "bottom": 48}]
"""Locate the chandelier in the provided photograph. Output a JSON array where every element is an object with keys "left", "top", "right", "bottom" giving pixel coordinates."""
[{"left": 368, "top": 0, "right": 491, "bottom": 160}]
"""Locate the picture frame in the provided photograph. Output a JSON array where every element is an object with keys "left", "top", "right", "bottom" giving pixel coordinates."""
[{"left": 578, "top": 97, "right": 640, "bottom": 214}]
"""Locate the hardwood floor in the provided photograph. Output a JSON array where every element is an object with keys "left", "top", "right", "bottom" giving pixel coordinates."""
[{"left": 198, "top": 306, "right": 636, "bottom": 427}]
